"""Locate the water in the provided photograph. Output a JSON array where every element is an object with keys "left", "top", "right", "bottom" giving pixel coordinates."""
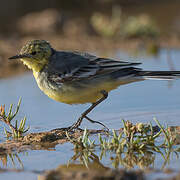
[{"left": 0, "top": 49, "right": 180, "bottom": 179}]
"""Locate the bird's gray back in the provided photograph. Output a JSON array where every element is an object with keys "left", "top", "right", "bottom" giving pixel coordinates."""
[{"left": 47, "top": 50, "right": 96, "bottom": 74}]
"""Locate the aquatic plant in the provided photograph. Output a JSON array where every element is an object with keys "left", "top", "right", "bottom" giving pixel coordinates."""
[
  {"left": 66, "top": 128, "right": 95, "bottom": 150},
  {"left": 0, "top": 152, "right": 24, "bottom": 169},
  {"left": 98, "top": 120, "right": 163, "bottom": 153},
  {"left": 66, "top": 129, "right": 96, "bottom": 168},
  {"left": 0, "top": 98, "right": 29, "bottom": 138},
  {"left": 69, "top": 119, "right": 180, "bottom": 169}
]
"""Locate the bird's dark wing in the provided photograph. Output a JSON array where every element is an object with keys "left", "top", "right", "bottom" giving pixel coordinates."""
[{"left": 46, "top": 50, "right": 141, "bottom": 83}]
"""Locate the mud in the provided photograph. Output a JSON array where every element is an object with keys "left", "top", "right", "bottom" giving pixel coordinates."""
[
  {"left": 39, "top": 167, "right": 144, "bottom": 180},
  {"left": 0, "top": 128, "right": 109, "bottom": 153},
  {"left": 0, "top": 125, "right": 179, "bottom": 155}
]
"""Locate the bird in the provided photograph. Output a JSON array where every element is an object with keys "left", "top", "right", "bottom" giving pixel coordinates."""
[{"left": 9, "top": 40, "right": 180, "bottom": 131}]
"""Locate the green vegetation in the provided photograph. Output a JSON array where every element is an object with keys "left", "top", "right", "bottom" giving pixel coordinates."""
[
  {"left": 67, "top": 119, "right": 180, "bottom": 169},
  {"left": 91, "top": 10, "right": 159, "bottom": 39},
  {"left": 91, "top": 7, "right": 122, "bottom": 38},
  {"left": 68, "top": 119, "right": 176, "bottom": 153},
  {"left": 99, "top": 120, "right": 162, "bottom": 153},
  {"left": 121, "top": 15, "right": 159, "bottom": 38},
  {"left": 66, "top": 129, "right": 95, "bottom": 150},
  {"left": 0, "top": 153, "right": 24, "bottom": 169},
  {"left": 0, "top": 99, "right": 29, "bottom": 139},
  {"left": 66, "top": 129, "right": 96, "bottom": 168}
]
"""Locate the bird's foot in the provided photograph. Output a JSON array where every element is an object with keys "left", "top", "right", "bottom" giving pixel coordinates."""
[
  {"left": 84, "top": 115, "right": 109, "bottom": 131},
  {"left": 50, "top": 126, "right": 83, "bottom": 133},
  {"left": 66, "top": 117, "right": 83, "bottom": 132}
]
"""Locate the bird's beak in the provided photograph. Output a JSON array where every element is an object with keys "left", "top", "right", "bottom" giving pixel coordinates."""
[{"left": 8, "top": 54, "right": 32, "bottom": 60}]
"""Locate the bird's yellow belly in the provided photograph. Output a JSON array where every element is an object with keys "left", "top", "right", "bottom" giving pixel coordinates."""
[
  {"left": 40, "top": 80, "right": 121, "bottom": 104},
  {"left": 34, "top": 71, "right": 141, "bottom": 104}
]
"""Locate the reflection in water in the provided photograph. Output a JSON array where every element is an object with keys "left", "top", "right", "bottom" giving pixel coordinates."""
[
  {"left": 1, "top": 145, "right": 178, "bottom": 173},
  {"left": 166, "top": 49, "right": 176, "bottom": 88},
  {"left": 108, "top": 148, "right": 179, "bottom": 169},
  {"left": 110, "top": 151, "right": 155, "bottom": 169},
  {"left": 0, "top": 152, "right": 25, "bottom": 169},
  {"left": 66, "top": 146, "right": 178, "bottom": 170},
  {"left": 66, "top": 150, "right": 108, "bottom": 170},
  {"left": 65, "top": 122, "right": 180, "bottom": 170}
]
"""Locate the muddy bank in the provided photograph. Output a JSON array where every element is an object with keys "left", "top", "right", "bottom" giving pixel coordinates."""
[
  {"left": 0, "top": 128, "right": 108, "bottom": 153},
  {"left": 39, "top": 167, "right": 144, "bottom": 180},
  {"left": 39, "top": 166, "right": 180, "bottom": 180},
  {"left": 0, "top": 124, "right": 179, "bottom": 156},
  {"left": 0, "top": 124, "right": 180, "bottom": 179}
]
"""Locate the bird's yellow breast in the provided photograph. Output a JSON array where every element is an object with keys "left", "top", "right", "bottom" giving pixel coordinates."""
[
  {"left": 33, "top": 71, "right": 140, "bottom": 104},
  {"left": 42, "top": 81, "right": 119, "bottom": 104},
  {"left": 48, "top": 81, "right": 120, "bottom": 104},
  {"left": 33, "top": 70, "right": 120, "bottom": 104}
]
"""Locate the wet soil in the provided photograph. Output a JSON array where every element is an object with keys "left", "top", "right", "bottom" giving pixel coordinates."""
[{"left": 0, "top": 125, "right": 179, "bottom": 157}]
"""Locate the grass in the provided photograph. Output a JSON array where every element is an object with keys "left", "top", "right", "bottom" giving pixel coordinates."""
[
  {"left": 66, "top": 129, "right": 95, "bottom": 150},
  {"left": 66, "top": 129, "right": 96, "bottom": 168},
  {"left": 0, "top": 98, "right": 29, "bottom": 139},
  {"left": 91, "top": 8, "right": 159, "bottom": 39},
  {"left": 68, "top": 119, "right": 180, "bottom": 169}
]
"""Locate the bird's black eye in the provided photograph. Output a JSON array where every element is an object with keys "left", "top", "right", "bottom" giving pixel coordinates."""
[{"left": 31, "top": 51, "right": 36, "bottom": 55}]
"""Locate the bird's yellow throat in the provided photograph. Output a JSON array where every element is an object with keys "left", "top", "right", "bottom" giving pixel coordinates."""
[{"left": 20, "top": 58, "right": 48, "bottom": 72}]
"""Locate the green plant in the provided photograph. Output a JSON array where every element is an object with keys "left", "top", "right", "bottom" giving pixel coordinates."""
[
  {"left": 121, "top": 14, "right": 159, "bottom": 38},
  {"left": 66, "top": 129, "right": 96, "bottom": 168},
  {"left": 66, "top": 128, "right": 95, "bottom": 150},
  {"left": 0, "top": 152, "right": 24, "bottom": 169},
  {"left": 0, "top": 98, "right": 29, "bottom": 138},
  {"left": 69, "top": 119, "right": 180, "bottom": 169},
  {"left": 154, "top": 117, "right": 174, "bottom": 148},
  {"left": 98, "top": 120, "right": 163, "bottom": 154},
  {"left": 91, "top": 6, "right": 122, "bottom": 37}
]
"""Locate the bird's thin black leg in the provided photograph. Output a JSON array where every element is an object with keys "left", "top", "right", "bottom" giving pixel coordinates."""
[
  {"left": 84, "top": 115, "right": 109, "bottom": 131},
  {"left": 68, "top": 90, "right": 108, "bottom": 131}
]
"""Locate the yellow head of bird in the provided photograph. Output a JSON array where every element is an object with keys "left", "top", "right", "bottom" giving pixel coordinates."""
[{"left": 9, "top": 40, "right": 52, "bottom": 72}]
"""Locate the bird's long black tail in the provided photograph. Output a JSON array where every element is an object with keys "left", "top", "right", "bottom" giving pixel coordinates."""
[{"left": 139, "top": 71, "right": 180, "bottom": 80}]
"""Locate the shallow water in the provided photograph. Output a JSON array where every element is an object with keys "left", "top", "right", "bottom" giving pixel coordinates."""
[{"left": 0, "top": 49, "right": 180, "bottom": 179}]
